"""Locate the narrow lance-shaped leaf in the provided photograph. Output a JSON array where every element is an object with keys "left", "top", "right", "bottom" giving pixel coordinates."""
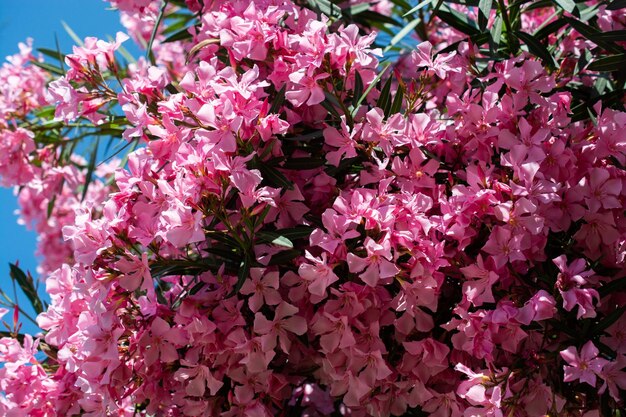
[
  {"left": 478, "top": 0, "right": 493, "bottom": 31},
  {"left": 257, "top": 232, "right": 294, "bottom": 248},
  {"left": 607, "top": 0, "right": 626, "bottom": 10},
  {"left": 352, "top": 62, "right": 391, "bottom": 117},
  {"left": 377, "top": 75, "right": 394, "bottom": 116},
  {"left": 307, "top": 0, "right": 342, "bottom": 19},
  {"left": 37, "top": 48, "right": 66, "bottom": 64},
  {"left": 61, "top": 21, "right": 83, "bottom": 46},
  {"left": 352, "top": 70, "right": 364, "bottom": 108},
  {"left": 436, "top": 6, "right": 480, "bottom": 36},
  {"left": 390, "top": 83, "right": 405, "bottom": 115},
  {"left": 81, "top": 137, "right": 100, "bottom": 202},
  {"left": 551, "top": 0, "right": 577, "bottom": 14},
  {"left": 163, "top": 27, "right": 194, "bottom": 43},
  {"left": 402, "top": 0, "right": 435, "bottom": 17},
  {"left": 9, "top": 263, "right": 44, "bottom": 315},
  {"left": 565, "top": 17, "right": 624, "bottom": 54},
  {"left": 587, "top": 54, "right": 626, "bottom": 72},
  {"left": 533, "top": 18, "right": 567, "bottom": 40},
  {"left": 590, "top": 306, "right": 626, "bottom": 336},
  {"left": 147, "top": 0, "right": 169, "bottom": 65},
  {"left": 31, "top": 61, "right": 65, "bottom": 76},
  {"left": 269, "top": 85, "right": 287, "bottom": 115},
  {"left": 591, "top": 30, "right": 626, "bottom": 42},
  {"left": 385, "top": 17, "right": 421, "bottom": 52},
  {"left": 229, "top": 255, "right": 251, "bottom": 296},
  {"left": 254, "top": 159, "right": 294, "bottom": 190},
  {"left": 515, "top": 30, "right": 557, "bottom": 69}
]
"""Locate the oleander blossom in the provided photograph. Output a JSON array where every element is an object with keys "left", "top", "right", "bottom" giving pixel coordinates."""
[{"left": 0, "top": 0, "right": 624, "bottom": 415}]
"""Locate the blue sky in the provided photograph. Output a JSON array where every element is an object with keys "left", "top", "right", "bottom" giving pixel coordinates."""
[{"left": 0, "top": 1, "right": 130, "bottom": 335}]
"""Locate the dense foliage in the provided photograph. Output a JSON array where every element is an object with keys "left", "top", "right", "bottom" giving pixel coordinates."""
[{"left": 0, "top": 0, "right": 625, "bottom": 415}]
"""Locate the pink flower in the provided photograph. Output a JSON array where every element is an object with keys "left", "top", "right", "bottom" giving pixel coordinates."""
[
  {"left": 516, "top": 290, "right": 556, "bottom": 324},
  {"left": 560, "top": 341, "right": 608, "bottom": 386},
  {"left": 553, "top": 255, "right": 599, "bottom": 319},
  {"left": 161, "top": 204, "right": 205, "bottom": 247},
  {"left": 412, "top": 41, "right": 458, "bottom": 79},
  {"left": 285, "top": 70, "right": 329, "bottom": 107},
  {"left": 253, "top": 302, "right": 307, "bottom": 352},
  {"left": 482, "top": 226, "right": 529, "bottom": 269},
  {"left": 459, "top": 255, "right": 499, "bottom": 306},
  {"left": 347, "top": 237, "right": 399, "bottom": 286},
  {"left": 323, "top": 119, "right": 360, "bottom": 167},
  {"left": 174, "top": 361, "right": 224, "bottom": 397},
  {"left": 311, "top": 312, "right": 356, "bottom": 353},
  {"left": 240, "top": 268, "right": 282, "bottom": 312},
  {"left": 598, "top": 355, "right": 626, "bottom": 401},
  {"left": 140, "top": 317, "right": 187, "bottom": 367},
  {"left": 578, "top": 168, "right": 622, "bottom": 213},
  {"left": 298, "top": 251, "right": 339, "bottom": 297},
  {"left": 116, "top": 252, "right": 151, "bottom": 292}
]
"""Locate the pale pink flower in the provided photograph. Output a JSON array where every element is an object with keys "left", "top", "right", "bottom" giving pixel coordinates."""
[{"left": 560, "top": 341, "right": 608, "bottom": 386}]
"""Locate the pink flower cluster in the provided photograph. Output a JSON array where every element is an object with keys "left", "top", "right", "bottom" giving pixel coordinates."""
[{"left": 0, "top": 0, "right": 624, "bottom": 415}]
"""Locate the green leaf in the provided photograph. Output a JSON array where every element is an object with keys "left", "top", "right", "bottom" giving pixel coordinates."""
[
  {"left": 551, "top": 0, "right": 576, "bottom": 13},
  {"left": 186, "top": 38, "right": 220, "bottom": 63},
  {"left": 255, "top": 159, "right": 294, "bottom": 190},
  {"left": 436, "top": 8, "right": 480, "bottom": 36},
  {"left": 147, "top": 0, "right": 169, "bottom": 65},
  {"left": 587, "top": 54, "right": 626, "bottom": 72},
  {"left": 403, "top": 0, "right": 435, "bottom": 17},
  {"left": 282, "top": 158, "right": 326, "bottom": 170},
  {"left": 390, "top": 83, "right": 405, "bottom": 115},
  {"left": 591, "top": 306, "right": 626, "bottom": 336},
  {"left": 37, "top": 48, "right": 66, "bottom": 63},
  {"left": 259, "top": 227, "right": 315, "bottom": 245},
  {"left": 565, "top": 17, "right": 624, "bottom": 54},
  {"left": 346, "top": 2, "right": 371, "bottom": 15},
  {"left": 270, "top": 85, "right": 286, "bottom": 115},
  {"left": 278, "top": 226, "right": 315, "bottom": 241},
  {"left": 355, "top": 10, "right": 402, "bottom": 26},
  {"left": 489, "top": 15, "right": 503, "bottom": 53},
  {"left": 257, "top": 232, "right": 294, "bottom": 248},
  {"left": 281, "top": 130, "right": 324, "bottom": 142},
  {"left": 205, "top": 230, "right": 241, "bottom": 248},
  {"left": 591, "top": 30, "right": 626, "bottom": 42},
  {"left": 163, "top": 27, "right": 194, "bottom": 43},
  {"left": 352, "top": 62, "right": 391, "bottom": 116},
  {"left": 533, "top": 17, "right": 567, "bottom": 40},
  {"left": 267, "top": 249, "right": 301, "bottom": 266},
  {"left": 47, "top": 194, "right": 57, "bottom": 219},
  {"left": 31, "top": 61, "right": 64, "bottom": 76},
  {"left": 376, "top": 75, "right": 394, "bottom": 116},
  {"left": 389, "top": 0, "right": 412, "bottom": 10},
  {"left": 150, "top": 258, "right": 218, "bottom": 279},
  {"left": 515, "top": 30, "right": 556, "bottom": 69},
  {"left": 352, "top": 70, "right": 364, "bottom": 108},
  {"left": 598, "top": 276, "right": 626, "bottom": 298},
  {"left": 9, "top": 263, "right": 43, "bottom": 315},
  {"left": 478, "top": 0, "right": 493, "bottom": 31},
  {"left": 307, "top": 0, "right": 342, "bottom": 19},
  {"left": 61, "top": 21, "right": 83, "bottom": 46},
  {"left": 385, "top": 18, "right": 421, "bottom": 52},
  {"left": 320, "top": 97, "right": 343, "bottom": 120},
  {"left": 230, "top": 255, "right": 251, "bottom": 296},
  {"left": 81, "top": 138, "right": 99, "bottom": 202},
  {"left": 607, "top": 0, "right": 626, "bottom": 10},
  {"left": 161, "top": 13, "right": 195, "bottom": 35}
]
